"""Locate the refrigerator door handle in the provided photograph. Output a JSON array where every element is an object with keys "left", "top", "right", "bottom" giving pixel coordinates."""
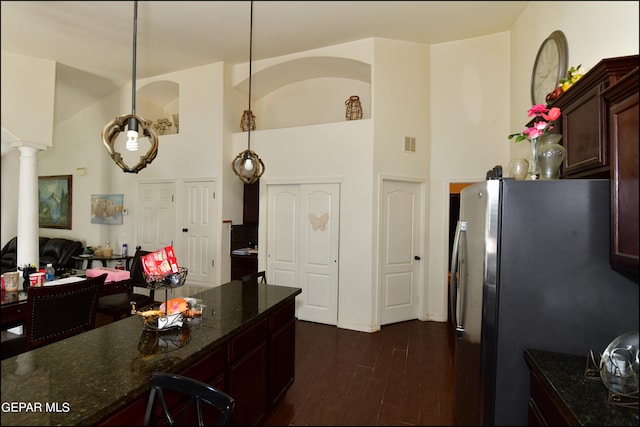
[{"left": 450, "top": 220, "right": 466, "bottom": 336}]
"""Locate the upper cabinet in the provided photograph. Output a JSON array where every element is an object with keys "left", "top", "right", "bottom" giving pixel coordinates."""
[
  {"left": 551, "top": 55, "right": 638, "bottom": 178},
  {"left": 602, "top": 66, "right": 639, "bottom": 283}
]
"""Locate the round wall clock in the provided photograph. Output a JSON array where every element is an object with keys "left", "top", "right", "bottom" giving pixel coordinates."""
[{"left": 530, "top": 30, "right": 568, "bottom": 105}]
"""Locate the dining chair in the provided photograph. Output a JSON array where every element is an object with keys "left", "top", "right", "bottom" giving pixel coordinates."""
[
  {"left": 240, "top": 270, "right": 266, "bottom": 285},
  {"left": 144, "top": 371, "right": 235, "bottom": 426},
  {"left": 96, "top": 246, "right": 155, "bottom": 321},
  {"left": 24, "top": 273, "right": 107, "bottom": 351}
]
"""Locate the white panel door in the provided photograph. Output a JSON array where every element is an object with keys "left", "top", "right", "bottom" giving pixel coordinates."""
[
  {"left": 136, "top": 181, "right": 176, "bottom": 252},
  {"left": 380, "top": 180, "right": 422, "bottom": 325},
  {"left": 179, "top": 179, "right": 217, "bottom": 290},
  {"left": 267, "top": 183, "right": 340, "bottom": 325},
  {"left": 268, "top": 186, "right": 299, "bottom": 288}
]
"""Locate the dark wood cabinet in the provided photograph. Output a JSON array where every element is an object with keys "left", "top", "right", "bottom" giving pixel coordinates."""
[
  {"left": 230, "top": 254, "right": 258, "bottom": 280},
  {"left": 227, "top": 318, "right": 269, "bottom": 426},
  {"left": 552, "top": 55, "right": 638, "bottom": 178},
  {"left": 268, "top": 299, "right": 296, "bottom": 409},
  {"left": 602, "top": 66, "right": 639, "bottom": 283},
  {"left": 527, "top": 369, "right": 575, "bottom": 426},
  {"left": 243, "top": 181, "right": 260, "bottom": 224}
]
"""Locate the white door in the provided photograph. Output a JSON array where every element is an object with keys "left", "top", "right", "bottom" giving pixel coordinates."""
[
  {"left": 179, "top": 179, "right": 217, "bottom": 290},
  {"left": 267, "top": 183, "right": 340, "bottom": 325},
  {"left": 380, "top": 179, "right": 423, "bottom": 325},
  {"left": 136, "top": 181, "right": 176, "bottom": 253}
]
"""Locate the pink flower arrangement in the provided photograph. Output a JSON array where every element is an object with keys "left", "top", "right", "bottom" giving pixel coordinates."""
[{"left": 508, "top": 104, "right": 562, "bottom": 143}]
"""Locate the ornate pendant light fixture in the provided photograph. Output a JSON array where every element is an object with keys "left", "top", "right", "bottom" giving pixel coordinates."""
[
  {"left": 101, "top": 0, "right": 158, "bottom": 174},
  {"left": 232, "top": 0, "right": 265, "bottom": 184}
]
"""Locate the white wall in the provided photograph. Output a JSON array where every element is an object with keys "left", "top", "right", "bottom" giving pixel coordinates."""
[
  {"left": 1, "top": 52, "right": 55, "bottom": 147},
  {"left": 428, "top": 32, "right": 511, "bottom": 321}
]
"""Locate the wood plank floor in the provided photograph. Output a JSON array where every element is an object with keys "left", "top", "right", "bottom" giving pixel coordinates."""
[{"left": 264, "top": 319, "right": 456, "bottom": 426}]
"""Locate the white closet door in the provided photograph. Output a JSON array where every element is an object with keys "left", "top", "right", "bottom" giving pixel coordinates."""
[{"left": 267, "top": 183, "right": 340, "bottom": 325}]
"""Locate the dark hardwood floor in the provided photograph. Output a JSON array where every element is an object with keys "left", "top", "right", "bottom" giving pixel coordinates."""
[{"left": 264, "top": 318, "right": 456, "bottom": 426}]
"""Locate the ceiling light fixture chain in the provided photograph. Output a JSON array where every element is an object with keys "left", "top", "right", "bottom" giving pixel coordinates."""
[
  {"left": 232, "top": 0, "right": 265, "bottom": 184},
  {"left": 102, "top": 0, "right": 158, "bottom": 174}
]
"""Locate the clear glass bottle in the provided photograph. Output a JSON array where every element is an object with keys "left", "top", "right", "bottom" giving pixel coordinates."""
[
  {"left": 45, "top": 263, "right": 55, "bottom": 281},
  {"left": 122, "top": 232, "right": 128, "bottom": 257}
]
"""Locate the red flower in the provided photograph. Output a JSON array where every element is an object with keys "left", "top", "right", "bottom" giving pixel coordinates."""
[{"left": 509, "top": 104, "right": 562, "bottom": 143}]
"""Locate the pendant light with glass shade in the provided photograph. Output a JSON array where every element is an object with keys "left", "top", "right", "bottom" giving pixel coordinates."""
[
  {"left": 101, "top": 0, "right": 158, "bottom": 174},
  {"left": 232, "top": 0, "right": 265, "bottom": 184}
]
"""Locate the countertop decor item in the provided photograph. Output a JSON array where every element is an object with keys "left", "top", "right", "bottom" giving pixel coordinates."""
[
  {"left": 598, "top": 330, "right": 639, "bottom": 398},
  {"left": 508, "top": 104, "right": 562, "bottom": 180},
  {"left": 101, "top": 0, "right": 158, "bottom": 174},
  {"left": 537, "top": 133, "right": 566, "bottom": 179},
  {"left": 345, "top": 95, "right": 363, "bottom": 120},
  {"left": 232, "top": 1, "right": 265, "bottom": 184},
  {"left": 507, "top": 158, "right": 528, "bottom": 180}
]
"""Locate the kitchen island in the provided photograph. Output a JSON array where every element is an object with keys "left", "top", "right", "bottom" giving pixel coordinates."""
[{"left": 1, "top": 280, "right": 301, "bottom": 426}]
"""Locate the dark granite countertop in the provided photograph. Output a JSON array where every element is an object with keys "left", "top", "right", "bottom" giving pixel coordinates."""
[
  {"left": 524, "top": 348, "right": 639, "bottom": 426},
  {"left": 1, "top": 281, "right": 301, "bottom": 426}
]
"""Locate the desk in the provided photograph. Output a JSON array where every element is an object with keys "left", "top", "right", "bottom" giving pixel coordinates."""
[
  {"left": 72, "top": 254, "right": 133, "bottom": 270},
  {"left": 1, "top": 281, "right": 302, "bottom": 426},
  {"left": 1, "top": 276, "right": 132, "bottom": 331}
]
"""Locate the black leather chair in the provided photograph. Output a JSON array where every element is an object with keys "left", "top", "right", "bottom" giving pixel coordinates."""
[
  {"left": 240, "top": 270, "right": 266, "bottom": 285},
  {"left": 0, "top": 273, "right": 107, "bottom": 360},
  {"left": 96, "top": 247, "right": 155, "bottom": 322},
  {"left": 144, "top": 372, "right": 235, "bottom": 426}
]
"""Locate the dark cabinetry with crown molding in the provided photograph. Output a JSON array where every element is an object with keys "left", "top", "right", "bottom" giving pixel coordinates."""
[
  {"left": 602, "top": 66, "right": 639, "bottom": 282},
  {"left": 551, "top": 55, "right": 637, "bottom": 179}
]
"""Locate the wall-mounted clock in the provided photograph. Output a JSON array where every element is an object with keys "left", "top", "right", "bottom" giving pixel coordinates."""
[{"left": 531, "top": 30, "right": 568, "bottom": 105}]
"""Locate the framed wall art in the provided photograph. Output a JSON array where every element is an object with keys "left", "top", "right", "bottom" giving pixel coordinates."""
[
  {"left": 38, "top": 175, "right": 72, "bottom": 229},
  {"left": 91, "top": 194, "right": 124, "bottom": 225}
]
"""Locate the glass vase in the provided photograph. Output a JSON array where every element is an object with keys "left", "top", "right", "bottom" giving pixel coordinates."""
[
  {"left": 507, "top": 158, "right": 529, "bottom": 181},
  {"left": 527, "top": 138, "right": 540, "bottom": 180},
  {"left": 537, "top": 134, "right": 565, "bottom": 180}
]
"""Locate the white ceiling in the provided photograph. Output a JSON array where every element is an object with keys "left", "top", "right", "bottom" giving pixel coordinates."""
[{"left": 1, "top": 1, "right": 528, "bottom": 123}]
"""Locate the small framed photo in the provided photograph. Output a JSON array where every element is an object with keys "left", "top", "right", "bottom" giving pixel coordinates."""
[{"left": 38, "top": 175, "right": 73, "bottom": 229}]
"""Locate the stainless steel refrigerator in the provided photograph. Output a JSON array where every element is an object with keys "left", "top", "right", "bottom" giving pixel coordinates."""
[{"left": 449, "top": 178, "right": 639, "bottom": 426}]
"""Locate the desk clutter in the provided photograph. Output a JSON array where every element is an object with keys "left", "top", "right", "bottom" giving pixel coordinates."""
[{"left": 86, "top": 266, "right": 130, "bottom": 282}]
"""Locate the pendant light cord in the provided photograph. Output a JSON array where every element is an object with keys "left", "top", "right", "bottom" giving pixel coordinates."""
[
  {"left": 131, "top": 0, "right": 138, "bottom": 116},
  {"left": 247, "top": 0, "right": 253, "bottom": 151}
]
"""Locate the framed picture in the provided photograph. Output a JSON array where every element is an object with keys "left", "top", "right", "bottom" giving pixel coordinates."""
[
  {"left": 38, "top": 175, "right": 72, "bottom": 229},
  {"left": 91, "top": 194, "right": 124, "bottom": 225}
]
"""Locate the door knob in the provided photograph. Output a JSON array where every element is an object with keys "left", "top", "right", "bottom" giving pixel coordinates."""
[
  {"left": 182, "top": 228, "right": 188, "bottom": 232},
  {"left": 414, "top": 256, "right": 421, "bottom": 260}
]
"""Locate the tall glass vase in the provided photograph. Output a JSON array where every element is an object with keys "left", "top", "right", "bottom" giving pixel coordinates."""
[
  {"left": 527, "top": 138, "right": 540, "bottom": 180},
  {"left": 537, "top": 134, "right": 566, "bottom": 180}
]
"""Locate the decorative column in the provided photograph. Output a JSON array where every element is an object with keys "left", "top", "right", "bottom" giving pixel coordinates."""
[{"left": 13, "top": 142, "right": 45, "bottom": 269}]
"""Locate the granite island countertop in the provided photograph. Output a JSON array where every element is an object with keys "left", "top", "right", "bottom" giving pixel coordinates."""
[
  {"left": 524, "top": 348, "right": 639, "bottom": 426},
  {"left": 1, "top": 281, "right": 301, "bottom": 426}
]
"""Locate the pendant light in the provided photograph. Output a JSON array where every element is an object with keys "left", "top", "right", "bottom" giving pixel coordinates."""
[
  {"left": 101, "top": 0, "right": 158, "bottom": 174},
  {"left": 232, "top": 0, "right": 265, "bottom": 184}
]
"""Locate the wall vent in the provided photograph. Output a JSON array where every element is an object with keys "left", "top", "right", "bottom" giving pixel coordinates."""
[{"left": 404, "top": 136, "right": 416, "bottom": 153}]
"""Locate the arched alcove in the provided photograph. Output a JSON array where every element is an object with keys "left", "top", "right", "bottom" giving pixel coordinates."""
[
  {"left": 234, "top": 56, "right": 371, "bottom": 129},
  {"left": 137, "top": 80, "right": 180, "bottom": 135}
]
